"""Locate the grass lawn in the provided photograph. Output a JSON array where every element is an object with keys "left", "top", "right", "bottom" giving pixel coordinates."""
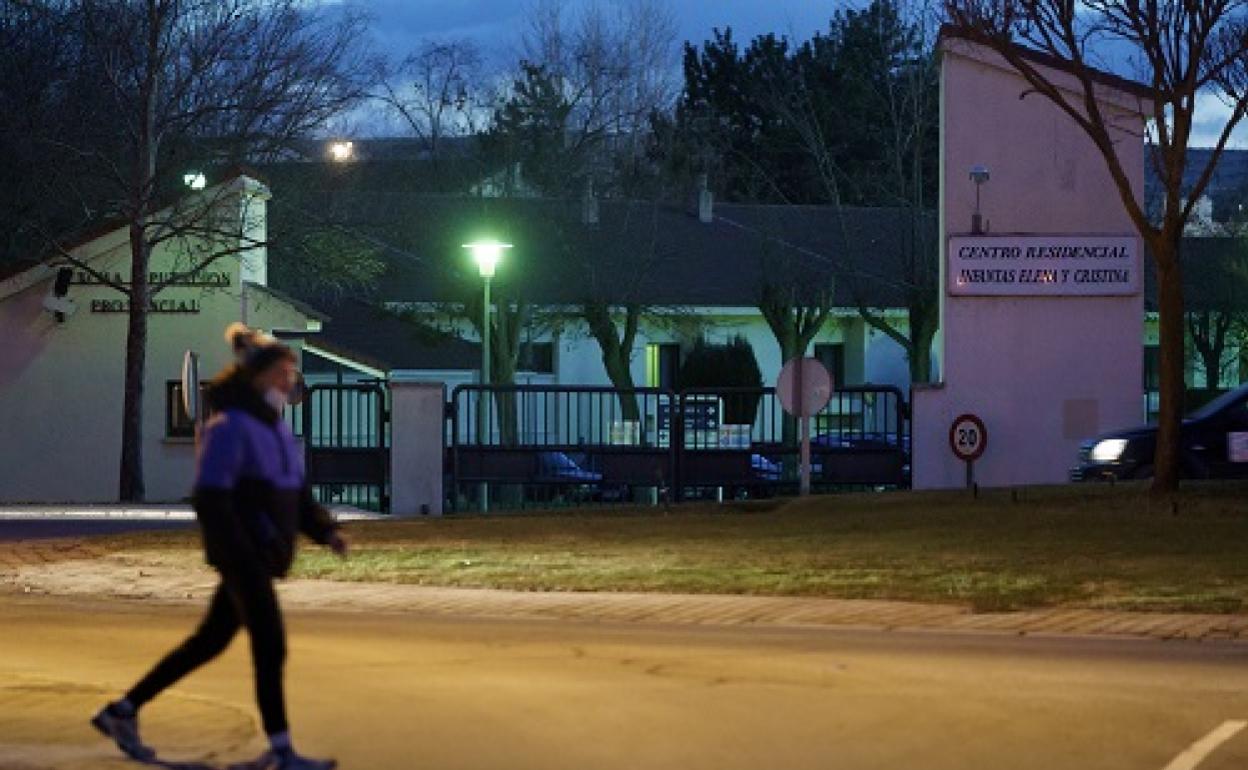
[{"left": 96, "top": 482, "right": 1248, "bottom": 613}]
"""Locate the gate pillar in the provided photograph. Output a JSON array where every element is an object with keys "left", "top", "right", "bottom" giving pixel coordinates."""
[{"left": 390, "top": 381, "right": 445, "bottom": 516}]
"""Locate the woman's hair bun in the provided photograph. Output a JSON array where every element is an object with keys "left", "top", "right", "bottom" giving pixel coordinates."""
[{"left": 224, "top": 322, "right": 256, "bottom": 353}]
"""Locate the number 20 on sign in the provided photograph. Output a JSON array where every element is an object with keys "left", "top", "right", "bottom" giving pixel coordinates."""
[{"left": 949, "top": 414, "right": 987, "bottom": 490}]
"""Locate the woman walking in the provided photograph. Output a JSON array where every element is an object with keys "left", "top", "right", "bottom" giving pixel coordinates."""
[{"left": 92, "top": 324, "right": 349, "bottom": 770}]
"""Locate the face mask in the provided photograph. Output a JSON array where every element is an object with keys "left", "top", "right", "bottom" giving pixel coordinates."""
[{"left": 264, "top": 387, "right": 287, "bottom": 412}]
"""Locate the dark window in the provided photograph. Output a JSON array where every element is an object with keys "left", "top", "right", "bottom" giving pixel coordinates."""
[
  {"left": 1143, "top": 345, "right": 1160, "bottom": 391},
  {"left": 167, "top": 380, "right": 207, "bottom": 438},
  {"left": 814, "top": 343, "right": 845, "bottom": 385},
  {"left": 518, "top": 342, "right": 555, "bottom": 374},
  {"left": 657, "top": 344, "right": 680, "bottom": 390}
]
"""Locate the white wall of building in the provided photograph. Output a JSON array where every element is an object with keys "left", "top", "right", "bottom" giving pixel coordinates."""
[{"left": 0, "top": 178, "right": 317, "bottom": 503}]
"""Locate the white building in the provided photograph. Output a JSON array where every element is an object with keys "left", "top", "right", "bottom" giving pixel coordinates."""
[
  {"left": 0, "top": 171, "right": 322, "bottom": 502},
  {"left": 274, "top": 192, "right": 933, "bottom": 396}
]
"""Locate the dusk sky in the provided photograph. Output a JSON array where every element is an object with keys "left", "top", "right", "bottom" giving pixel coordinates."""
[
  {"left": 361, "top": 0, "right": 837, "bottom": 64},
  {"left": 350, "top": 0, "right": 1238, "bottom": 147}
]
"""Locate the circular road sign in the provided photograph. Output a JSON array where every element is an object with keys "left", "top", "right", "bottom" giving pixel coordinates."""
[
  {"left": 777, "top": 357, "right": 834, "bottom": 418},
  {"left": 949, "top": 413, "right": 987, "bottom": 462}
]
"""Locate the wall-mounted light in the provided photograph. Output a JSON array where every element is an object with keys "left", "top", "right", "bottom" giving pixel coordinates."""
[
  {"left": 970, "top": 165, "right": 990, "bottom": 234},
  {"left": 183, "top": 171, "right": 207, "bottom": 190},
  {"left": 43, "top": 266, "right": 76, "bottom": 322}
]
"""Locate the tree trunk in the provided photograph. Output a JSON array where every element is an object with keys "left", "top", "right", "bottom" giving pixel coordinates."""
[
  {"left": 120, "top": 19, "right": 159, "bottom": 502},
  {"left": 1152, "top": 235, "right": 1185, "bottom": 495},
  {"left": 489, "top": 315, "right": 520, "bottom": 447},
  {"left": 584, "top": 302, "right": 641, "bottom": 422},
  {"left": 907, "top": 305, "right": 939, "bottom": 384},
  {"left": 603, "top": 354, "right": 640, "bottom": 421},
  {"left": 118, "top": 224, "right": 149, "bottom": 502},
  {"left": 773, "top": 325, "right": 803, "bottom": 450},
  {"left": 1188, "top": 311, "right": 1228, "bottom": 389}
]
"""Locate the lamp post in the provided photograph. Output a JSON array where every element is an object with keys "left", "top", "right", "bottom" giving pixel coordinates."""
[
  {"left": 464, "top": 240, "right": 511, "bottom": 512},
  {"left": 969, "top": 165, "right": 990, "bottom": 234}
]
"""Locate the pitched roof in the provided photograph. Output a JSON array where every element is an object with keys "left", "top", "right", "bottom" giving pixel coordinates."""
[
  {"left": 301, "top": 296, "right": 480, "bottom": 373},
  {"left": 266, "top": 192, "right": 936, "bottom": 310},
  {"left": 0, "top": 167, "right": 268, "bottom": 289},
  {"left": 938, "top": 25, "right": 1155, "bottom": 102}
]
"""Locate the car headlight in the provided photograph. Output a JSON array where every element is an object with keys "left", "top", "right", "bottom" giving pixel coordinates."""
[{"left": 1090, "top": 438, "right": 1129, "bottom": 463}]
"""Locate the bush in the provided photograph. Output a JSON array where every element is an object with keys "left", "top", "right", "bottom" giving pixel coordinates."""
[{"left": 678, "top": 337, "right": 763, "bottom": 424}]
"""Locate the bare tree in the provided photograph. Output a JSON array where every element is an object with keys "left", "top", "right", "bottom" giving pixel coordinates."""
[
  {"left": 943, "top": 0, "right": 1248, "bottom": 494},
  {"left": 562, "top": 196, "right": 692, "bottom": 420},
  {"left": 478, "top": 0, "right": 681, "bottom": 420},
  {"left": 20, "top": 0, "right": 371, "bottom": 501},
  {"left": 507, "top": 0, "right": 679, "bottom": 194},
  {"left": 377, "top": 39, "right": 489, "bottom": 161}
]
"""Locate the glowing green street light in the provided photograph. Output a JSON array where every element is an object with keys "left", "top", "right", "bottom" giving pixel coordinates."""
[{"left": 463, "top": 240, "right": 512, "bottom": 512}]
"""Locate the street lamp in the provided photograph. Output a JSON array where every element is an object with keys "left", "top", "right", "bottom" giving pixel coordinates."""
[
  {"left": 463, "top": 240, "right": 512, "bottom": 512},
  {"left": 328, "top": 140, "right": 355, "bottom": 162}
]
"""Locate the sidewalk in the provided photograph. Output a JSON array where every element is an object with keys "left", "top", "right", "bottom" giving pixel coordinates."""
[
  {"left": 2, "top": 534, "right": 1247, "bottom": 644},
  {"left": 0, "top": 504, "right": 383, "bottom": 521}
]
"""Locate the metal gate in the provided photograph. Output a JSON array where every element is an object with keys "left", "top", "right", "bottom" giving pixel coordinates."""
[
  {"left": 447, "top": 384, "right": 909, "bottom": 510},
  {"left": 675, "top": 385, "right": 909, "bottom": 494},
  {"left": 288, "top": 383, "right": 390, "bottom": 512}
]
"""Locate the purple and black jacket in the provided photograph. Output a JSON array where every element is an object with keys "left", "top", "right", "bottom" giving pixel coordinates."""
[{"left": 192, "top": 372, "right": 337, "bottom": 577}]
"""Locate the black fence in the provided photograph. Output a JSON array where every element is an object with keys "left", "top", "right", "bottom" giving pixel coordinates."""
[
  {"left": 287, "top": 384, "right": 390, "bottom": 512},
  {"left": 447, "top": 384, "right": 909, "bottom": 511}
]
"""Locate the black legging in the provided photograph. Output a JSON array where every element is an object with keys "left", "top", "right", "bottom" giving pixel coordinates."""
[{"left": 125, "top": 566, "right": 288, "bottom": 735}]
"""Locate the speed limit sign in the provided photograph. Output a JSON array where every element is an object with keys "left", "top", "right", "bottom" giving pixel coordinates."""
[{"left": 949, "top": 414, "right": 987, "bottom": 462}]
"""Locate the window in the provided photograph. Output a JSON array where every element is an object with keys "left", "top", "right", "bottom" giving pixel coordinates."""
[
  {"left": 1143, "top": 345, "right": 1160, "bottom": 391},
  {"left": 166, "top": 380, "right": 206, "bottom": 438},
  {"left": 814, "top": 343, "right": 845, "bottom": 385},
  {"left": 518, "top": 342, "right": 555, "bottom": 374}
]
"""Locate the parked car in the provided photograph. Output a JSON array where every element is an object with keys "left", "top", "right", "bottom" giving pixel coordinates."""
[
  {"left": 534, "top": 451, "right": 635, "bottom": 503},
  {"left": 1071, "top": 384, "right": 1248, "bottom": 481},
  {"left": 537, "top": 451, "right": 603, "bottom": 483}
]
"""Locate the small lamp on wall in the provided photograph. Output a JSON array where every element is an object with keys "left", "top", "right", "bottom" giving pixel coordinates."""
[
  {"left": 43, "top": 267, "right": 77, "bottom": 322},
  {"left": 969, "top": 165, "right": 990, "bottom": 234}
]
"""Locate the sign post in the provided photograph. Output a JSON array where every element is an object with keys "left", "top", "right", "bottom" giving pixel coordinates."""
[
  {"left": 949, "top": 413, "right": 987, "bottom": 490},
  {"left": 777, "top": 357, "right": 834, "bottom": 496}
]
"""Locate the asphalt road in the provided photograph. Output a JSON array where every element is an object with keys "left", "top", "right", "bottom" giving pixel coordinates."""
[{"left": 2, "top": 596, "right": 1248, "bottom": 770}]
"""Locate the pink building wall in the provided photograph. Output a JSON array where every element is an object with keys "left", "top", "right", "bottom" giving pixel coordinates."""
[{"left": 912, "top": 38, "right": 1146, "bottom": 489}]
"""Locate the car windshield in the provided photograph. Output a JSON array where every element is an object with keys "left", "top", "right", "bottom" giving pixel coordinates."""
[{"left": 1186, "top": 385, "right": 1248, "bottom": 421}]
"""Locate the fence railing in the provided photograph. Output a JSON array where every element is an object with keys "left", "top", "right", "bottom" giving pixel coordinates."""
[
  {"left": 288, "top": 384, "right": 390, "bottom": 513},
  {"left": 448, "top": 384, "right": 909, "bottom": 511}
]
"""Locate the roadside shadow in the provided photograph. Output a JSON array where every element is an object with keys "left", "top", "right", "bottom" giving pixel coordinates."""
[
  {"left": 143, "top": 759, "right": 225, "bottom": 770},
  {"left": 147, "top": 758, "right": 267, "bottom": 770}
]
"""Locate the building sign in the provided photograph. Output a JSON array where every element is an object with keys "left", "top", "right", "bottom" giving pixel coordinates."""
[
  {"left": 60, "top": 265, "right": 231, "bottom": 315},
  {"left": 91, "top": 298, "right": 203, "bottom": 314},
  {"left": 658, "top": 397, "right": 722, "bottom": 448},
  {"left": 70, "top": 269, "right": 232, "bottom": 288},
  {"left": 948, "top": 235, "right": 1140, "bottom": 297}
]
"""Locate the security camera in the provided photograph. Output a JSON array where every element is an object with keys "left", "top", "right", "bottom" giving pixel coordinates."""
[
  {"left": 43, "top": 266, "right": 77, "bottom": 322},
  {"left": 969, "top": 165, "right": 990, "bottom": 184}
]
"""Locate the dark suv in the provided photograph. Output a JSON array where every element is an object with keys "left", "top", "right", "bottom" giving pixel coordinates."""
[{"left": 1071, "top": 384, "right": 1248, "bottom": 481}]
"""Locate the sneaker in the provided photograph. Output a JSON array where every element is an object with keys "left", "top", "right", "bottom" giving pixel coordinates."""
[
  {"left": 90, "top": 702, "right": 157, "bottom": 762},
  {"left": 230, "top": 750, "right": 337, "bottom": 770}
]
